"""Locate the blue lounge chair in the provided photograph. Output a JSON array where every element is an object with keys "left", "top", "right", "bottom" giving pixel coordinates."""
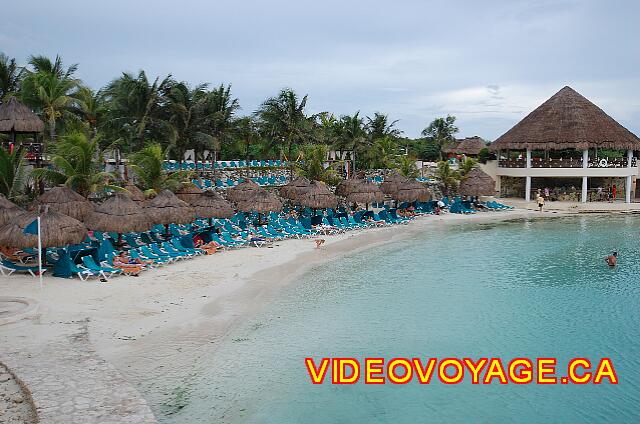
[
  {"left": 0, "top": 260, "right": 46, "bottom": 277},
  {"left": 81, "top": 256, "right": 122, "bottom": 279}
]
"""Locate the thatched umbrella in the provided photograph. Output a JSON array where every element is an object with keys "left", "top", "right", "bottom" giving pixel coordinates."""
[
  {"left": 226, "top": 179, "right": 263, "bottom": 203},
  {"left": 30, "top": 185, "right": 93, "bottom": 221},
  {"left": 379, "top": 171, "right": 408, "bottom": 197},
  {"left": 459, "top": 168, "right": 497, "bottom": 197},
  {"left": 0, "top": 194, "right": 25, "bottom": 227},
  {"left": 145, "top": 189, "right": 196, "bottom": 236},
  {"left": 394, "top": 179, "right": 432, "bottom": 202},
  {"left": 190, "top": 190, "right": 235, "bottom": 224},
  {"left": 337, "top": 179, "right": 384, "bottom": 208},
  {"left": 0, "top": 97, "right": 44, "bottom": 144},
  {"left": 294, "top": 180, "right": 338, "bottom": 210},
  {"left": 84, "top": 193, "right": 151, "bottom": 245},
  {"left": 280, "top": 176, "right": 311, "bottom": 200},
  {"left": 0, "top": 208, "right": 87, "bottom": 249},
  {"left": 124, "top": 182, "right": 146, "bottom": 203},
  {"left": 175, "top": 183, "right": 203, "bottom": 203},
  {"left": 235, "top": 190, "right": 283, "bottom": 224}
]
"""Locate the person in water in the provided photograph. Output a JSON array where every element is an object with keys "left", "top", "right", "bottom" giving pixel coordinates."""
[{"left": 605, "top": 251, "right": 618, "bottom": 267}]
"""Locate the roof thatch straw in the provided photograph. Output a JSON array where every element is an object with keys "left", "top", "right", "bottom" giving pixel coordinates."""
[
  {"left": 124, "top": 182, "right": 146, "bottom": 203},
  {"left": 379, "top": 171, "right": 409, "bottom": 196},
  {"left": 343, "top": 180, "right": 385, "bottom": 204},
  {"left": 226, "top": 179, "right": 263, "bottom": 203},
  {"left": 235, "top": 190, "right": 283, "bottom": 214},
  {"left": 0, "top": 194, "right": 25, "bottom": 227},
  {"left": 30, "top": 185, "right": 93, "bottom": 221},
  {"left": 334, "top": 178, "right": 360, "bottom": 197},
  {"left": 84, "top": 193, "right": 150, "bottom": 233},
  {"left": 490, "top": 86, "right": 640, "bottom": 151},
  {"left": 280, "top": 176, "right": 311, "bottom": 200},
  {"left": 0, "top": 97, "right": 45, "bottom": 134},
  {"left": 190, "top": 190, "right": 235, "bottom": 219},
  {"left": 0, "top": 209, "right": 87, "bottom": 248},
  {"left": 395, "top": 179, "right": 431, "bottom": 202},
  {"left": 145, "top": 189, "right": 195, "bottom": 225},
  {"left": 458, "top": 168, "right": 497, "bottom": 197},
  {"left": 444, "top": 136, "right": 486, "bottom": 155},
  {"left": 294, "top": 180, "right": 338, "bottom": 209},
  {"left": 175, "top": 183, "right": 203, "bottom": 203}
]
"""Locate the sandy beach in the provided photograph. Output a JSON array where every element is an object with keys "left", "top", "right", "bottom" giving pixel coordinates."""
[{"left": 0, "top": 206, "right": 583, "bottom": 422}]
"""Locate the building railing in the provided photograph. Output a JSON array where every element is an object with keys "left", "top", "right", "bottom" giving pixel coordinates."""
[{"left": 498, "top": 157, "right": 637, "bottom": 168}]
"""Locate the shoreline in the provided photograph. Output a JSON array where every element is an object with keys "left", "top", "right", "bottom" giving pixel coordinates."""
[{"left": 0, "top": 207, "right": 584, "bottom": 422}]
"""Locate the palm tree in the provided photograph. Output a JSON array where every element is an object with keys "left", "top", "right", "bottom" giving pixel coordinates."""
[
  {"left": 434, "top": 160, "right": 460, "bottom": 195},
  {"left": 366, "top": 112, "right": 401, "bottom": 140},
  {"left": 74, "top": 86, "right": 105, "bottom": 136},
  {"left": 31, "top": 132, "right": 119, "bottom": 197},
  {"left": 368, "top": 136, "right": 399, "bottom": 169},
  {"left": 421, "top": 115, "right": 459, "bottom": 159},
  {"left": 129, "top": 143, "right": 191, "bottom": 195},
  {"left": 20, "top": 55, "right": 82, "bottom": 142},
  {"left": 395, "top": 155, "right": 419, "bottom": 179},
  {"left": 332, "top": 112, "right": 368, "bottom": 170},
  {"left": 255, "top": 89, "right": 312, "bottom": 163},
  {"left": 101, "top": 71, "right": 174, "bottom": 153},
  {"left": 294, "top": 144, "right": 341, "bottom": 185},
  {"left": 198, "top": 84, "right": 240, "bottom": 161},
  {"left": 0, "top": 53, "right": 24, "bottom": 100},
  {"left": 0, "top": 147, "right": 29, "bottom": 202}
]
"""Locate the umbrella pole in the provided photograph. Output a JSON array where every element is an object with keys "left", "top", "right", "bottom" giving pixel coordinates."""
[
  {"left": 37, "top": 216, "right": 43, "bottom": 289},
  {"left": 164, "top": 223, "right": 170, "bottom": 239},
  {"left": 117, "top": 233, "right": 123, "bottom": 248}
]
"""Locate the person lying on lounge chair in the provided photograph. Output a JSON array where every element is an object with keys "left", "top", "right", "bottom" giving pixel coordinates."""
[
  {"left": 113, "top": 252, "right": 145, "bottom": 276},
  {"left": 195, "top": 239, "right": 220, "bottom": 255}
]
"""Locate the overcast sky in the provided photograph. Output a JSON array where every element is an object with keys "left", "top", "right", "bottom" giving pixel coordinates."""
[{"left": 3, "top": 0, "right": 640, "bottom": 140}]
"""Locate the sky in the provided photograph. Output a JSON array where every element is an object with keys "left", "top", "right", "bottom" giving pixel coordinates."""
[{"left": 2, "top": 0, "right": 640, "bottom": 140}]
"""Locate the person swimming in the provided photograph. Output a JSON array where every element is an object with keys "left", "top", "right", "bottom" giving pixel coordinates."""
[{"left": 605, "top": 251, "right": 618, "bottom": 267}]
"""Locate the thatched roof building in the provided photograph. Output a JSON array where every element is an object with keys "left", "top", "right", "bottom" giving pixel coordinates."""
[
  {"left": 84, "top": 193, "right": 150, "bottom": 233},
  {"left": 0, "top": 209, "right": 87, "bottom": 248},
  {"left": 459, "top": 168, "right": 497, "bottom": 197},
  {"left": 0, "top": 97, "right": 45, "bottom": 134},
  {"left": 490, "top": 86, "right": 640, "bottom": 151},
  {"left": 445, "top": 136, "right": 487, "bottom": 156},
  {"left": 30, "top": 185, "right": 93, "bottom": 221}
]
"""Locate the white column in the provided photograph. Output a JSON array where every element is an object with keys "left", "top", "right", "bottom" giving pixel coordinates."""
[
  {"left": 525, "top": 149, "right": 532, "bottom": 201},
  {"left": 626, "top": 149, "right": 633, "bottom": 203},
  {"left": 581, "top": 149, "right": 588, "bottom": 203}
]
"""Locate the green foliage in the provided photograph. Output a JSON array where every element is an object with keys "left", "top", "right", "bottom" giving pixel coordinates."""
[
  {"left": 0, "top": 148, "right": 29, "bottom": 202},
  {"left": 459, "top": 157, "right": 478, "bottom": 176},
  {"left": 435, "top": 160, "right": 460, "bottom": 195},
  {"left": 31, "top": 132, "right": 119, "bottom": 197},
  {"left": 294, "top": 144, "right": 341, "bottom": 185},
  {"left": 478, "top": 147, "right": 491, "bottom": 163},
  {"left": 0, "top": 53, "right": 24, "bottom": 100},
  {"left": 395, "top": 155, "right": 419, "bottom": 178},
  {"left": 421, "top": 115, "right": 458, "bottom": 159},
  {"left": 129, "top": 143, "right": 192, "bottom": 194}
]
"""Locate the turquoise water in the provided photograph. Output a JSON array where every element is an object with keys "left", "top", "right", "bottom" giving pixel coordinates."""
[{"left": 158, "top": 215, "right": 640, "bottom": 423}]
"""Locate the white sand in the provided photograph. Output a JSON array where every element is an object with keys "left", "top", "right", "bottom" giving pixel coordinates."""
[{"left": 0, "top": 208, "right": 560, "bottom": 419}]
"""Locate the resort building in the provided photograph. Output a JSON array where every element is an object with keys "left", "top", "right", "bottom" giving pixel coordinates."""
[
  {"left": 487, "top": 86, "right": 640, "bottom": 203},
  {"left": 445, "top": 136, "right": 487, "bottom": 158}
]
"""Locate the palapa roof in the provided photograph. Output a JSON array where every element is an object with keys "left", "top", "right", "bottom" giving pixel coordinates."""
[
  {"left": 336, "top": 179, "right": 384, "bottom": 204},
  {"left": 0, "top": 194, "right": 25, "bottom": 227},
  {"left": 490, "top": 86, "right": 640, "bottom": 151},
  {"left": 235, "top": 190, "right": 283, "bottom": 214},
  {"left": 395, "top": 179, "right": 431, "bottom": 202},
  {"left": 175, "top": 183, "right": 203, "bottom": 203},
  {"left": 124, "top": 182, "right": 146, "bottom": 203},
  {"left": 379, "top": 171, "right": 408, "bottom": 196},
  {"left": 445, "top": 136, "right": 487, "bottom": 155},
  {"left": 190, "top": 190, "right": 235, "bottom": 219},
  {"left": 84, "top": 193, "right": 150, "bottom": 233},
  {"left": 226, "top": 179, "right": 263, "bottom": 203},
  {"left": 0, "top": 97, "right": 45, "bottom": 134},
  {"left": 294, "top": 180, "right": 338, "bottom": 209},
  {"left": 458, "top": 168, "right": 496, "bottom": 197},
  {"left": 0, "top": 209, "right": 87, "bottom": 248},
  {"left": 30, "top": 185, "right": 93, "bottom": 221},
  {"left": 279, "top": 176, "right": 311, "bottom": 200},
  {"left": 145, "top": 189, "right": 195, "bottom": 225}
]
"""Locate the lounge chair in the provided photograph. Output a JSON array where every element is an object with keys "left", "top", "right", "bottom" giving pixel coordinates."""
[
  {"left": 81, "top": 256, "right": 122, "bottom": 279},
  {"left": 0, "top": 260, "right": 46, "bottom": 277}
]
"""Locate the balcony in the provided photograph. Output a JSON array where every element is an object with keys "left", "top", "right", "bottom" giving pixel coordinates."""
[{"left": 498, "top": 157, "right": 637, "bottom": 169}]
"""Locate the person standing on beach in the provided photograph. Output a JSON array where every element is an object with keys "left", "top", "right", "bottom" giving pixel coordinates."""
[
  {"left": 612, "top": 184, "right": 617, "bottom": 201},
  {"left": 537, "top": 194, "right": 545, "bottom": 212}
]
